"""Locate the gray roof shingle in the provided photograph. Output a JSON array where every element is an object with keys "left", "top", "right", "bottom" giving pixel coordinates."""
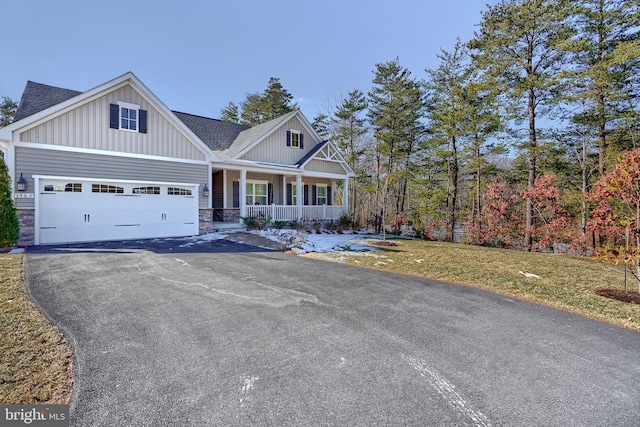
[
  {"left": 14, "top": 81, "right": 81, "bottom": 121},
  {"left": 171, "top": 111, "right": 250, "bottom": 151}
]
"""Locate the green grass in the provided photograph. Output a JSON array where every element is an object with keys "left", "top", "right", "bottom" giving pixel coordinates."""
[
  {"left": 306, "top": 239, "right": 640, "bottom": 332},
  {"left": 0, "top": 254, "right": 72, "bottom": 403}
]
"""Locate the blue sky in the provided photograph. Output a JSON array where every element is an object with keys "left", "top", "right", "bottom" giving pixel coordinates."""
[{"left": 3, "top": 1, "right": 496, "bottom": 121}]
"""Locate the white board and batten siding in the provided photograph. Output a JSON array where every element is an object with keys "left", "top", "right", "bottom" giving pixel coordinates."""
[
  {"left": 18, "top": 84, "right": 207, "bottom": 162},
  {"left": 35, "top": 176, "right": 199, "bottom": 245},
  {"left": 241, "top": 116, "right": 321, "bottom": 165}
]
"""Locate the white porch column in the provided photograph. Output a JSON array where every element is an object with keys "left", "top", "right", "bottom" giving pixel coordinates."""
[
  {"left": 239, "top": 169, "right": 247, "bottom": 220},
  {"left": 296, "top": 174, "right": 303, "bottom": 221},
  {"left": 343, "top": 178, "right": 349, "bottom": 217}
]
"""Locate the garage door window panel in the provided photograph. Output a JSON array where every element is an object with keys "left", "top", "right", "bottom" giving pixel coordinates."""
[
  {"left": 43, "top": 182, "right": 82, "bottom": 192},
  {"left": 168, "top": 187, "right": 192, "bottom": 196},
  {"left": 133, "top": 186, "right": 160, "bottom": 195},
  {"left": 92, "top": 184, "right": 124, "bottom": 194}
]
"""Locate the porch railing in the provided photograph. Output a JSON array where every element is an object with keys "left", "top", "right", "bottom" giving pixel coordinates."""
[{"left": 245, "top": 205, "right": 345, "bottom": 222}]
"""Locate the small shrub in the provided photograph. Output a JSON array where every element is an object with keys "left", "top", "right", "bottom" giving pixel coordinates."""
[{"left": 272, "top": 220, "right": 289, "bottom": 229}]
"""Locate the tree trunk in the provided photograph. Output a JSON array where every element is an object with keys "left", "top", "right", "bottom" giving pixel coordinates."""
[
  {"left": 524, "top": 84, "right": 537, "bottom": 251},
  {"left": 449, "top": 136, "right": 459, "bottom": 242},
  {"left": 476, "top": 134, "right": 482, "bottom": 228}
]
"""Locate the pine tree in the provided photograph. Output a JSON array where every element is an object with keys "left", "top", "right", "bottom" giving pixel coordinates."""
[
  {"left": 470, "top": 0, "right": 574, "bottom": 250},
  {"left": 368, "top": 58, "right": 426, "bottom": 233},
  {"left": 0, "top": 97, "right": 17, "bottom": 128},
  {"left": 568, "top": 0, "right": 640, "bottom": 174},
  {"left": 0, "top": 158, "right": 19, "bottom": 247},
  {"left": 220, "top": 101, "right": 240, "bottom": 123},
  {"left": 425, "top": 40, "right": 471, "bottom": 241},
  {"left": 332, "top": 90, "right": 369, "bottom": 219},
  {"left": 221, "top": 78, "right": 297, "bottom": 126}
]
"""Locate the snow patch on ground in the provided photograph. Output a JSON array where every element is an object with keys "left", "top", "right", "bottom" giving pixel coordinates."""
[
  {"left": 255, "top": 229, "right": 377, "bottom": 254},
  {"left": 174, "top": 228, "right": 383, "bottom": 255}
]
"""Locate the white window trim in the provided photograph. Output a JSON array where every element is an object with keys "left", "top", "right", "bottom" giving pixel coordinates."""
[
  {"left": 290, "top": 129, "right": 301, "bottom": 148},
  {"left": 291, "top": 181, "right": 303, "bottom": 205},
  {"left": 316, "top": 184, "right": 328, "bottom": 205},
  {"left": 118, "top": 101, "right": 140, "bottom": 132},
  {"left": 246, "top": 180, "right": 269, "bottom": 206}
]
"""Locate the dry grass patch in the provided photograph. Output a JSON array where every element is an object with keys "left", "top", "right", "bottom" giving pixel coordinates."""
[
  {"left": 305, "top": 239, "right": 640, "bottom": 332},
  {"left": 0, "top": 254, "right": 72, "bottom": 403}
]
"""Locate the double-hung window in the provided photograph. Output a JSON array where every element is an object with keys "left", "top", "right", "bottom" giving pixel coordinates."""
[
  {"left": 316, "top": 185, "right": 327, "bottom": 205},
  {"left": 246, "top": 181, "right": 268, "bottom": 205},
  {"left": 291, "top": 184, "right": 298, "bottom": 205},
  {"left": 286, "top": 130, "right": 304, "bottom": 149}
]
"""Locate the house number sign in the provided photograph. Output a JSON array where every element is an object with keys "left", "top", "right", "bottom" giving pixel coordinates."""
[{"left": 14, "top": 193, "right": 35, "bottom": 199}]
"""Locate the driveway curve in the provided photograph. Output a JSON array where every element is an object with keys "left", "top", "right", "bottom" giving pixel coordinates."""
[{"left": 25, "top": 238, "right": 640, "bottom": 426}]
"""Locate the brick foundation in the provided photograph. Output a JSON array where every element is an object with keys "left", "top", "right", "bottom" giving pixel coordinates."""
[
  {"left": 212, "top": 208, "right": 241, "bottom": 223},
  {"left": 199, "top": 208, "right": 214, "bottom": 234},
  {"left": 17, "top": 209, "right": 35, "bottom": 246}
]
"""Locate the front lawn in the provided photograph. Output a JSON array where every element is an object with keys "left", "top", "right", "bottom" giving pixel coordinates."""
[
  {"left": 306, "top": 239, "right": 640, "bottom": 332},
  {"left": 0, "top": 254, "right": 72, "bottom": 403}
]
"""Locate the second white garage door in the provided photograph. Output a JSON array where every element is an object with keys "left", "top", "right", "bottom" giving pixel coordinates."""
[{"left": 35, "top": 176, "right": 199, "bottom": 245}]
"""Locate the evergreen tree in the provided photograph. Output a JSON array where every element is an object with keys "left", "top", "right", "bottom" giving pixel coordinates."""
[
  {"left": 223, "top": 78, "right": 298, "bottom": 126},
  {"left": 311, "top": 112, "right": 331, "bottom": 139},
  {"left": 260, "top": 77, "right": 296, "bottom": 120},
  {"left": 425, "top": 40, "right": 471, "bottom": 241},
  {"left": 470, "top": 0, "right": 574, "bottom": 250},
  {"left": 568, "top": 0, "right": 640, "bottom": 174},
  {"left": 220, "top": 101, "right": 240, "bottom": 123},
  {"left": 0, "top": 97, "right": 17, "bottom": 128},
  {"left": 368, "top": 58, "right": 426, "bottom": 232},
  {"left": 332, "top": 90, "right": 369, "bottom": 219},
  {"left": 0, "top": 158, "right": 19, "bottom": 247}
]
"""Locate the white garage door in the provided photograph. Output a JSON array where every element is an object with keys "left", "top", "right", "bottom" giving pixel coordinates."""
[{"left": 36, "top": 177, "right": 199, "bottom": 245}]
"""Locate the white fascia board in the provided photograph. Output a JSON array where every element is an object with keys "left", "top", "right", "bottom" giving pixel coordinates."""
[
  {"left": 220, "top": 159, "right": 303, "bottom": 176},
  {"left": 301, "top": 170, "right": 353, "bottom": 180},
  {"left": 15, "top": 141, "right": 209, "bottom": 165}
]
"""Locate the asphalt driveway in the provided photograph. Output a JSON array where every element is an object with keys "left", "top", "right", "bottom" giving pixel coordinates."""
[{"left": 25, "top": 237, "right": 640, "bottom": 426}]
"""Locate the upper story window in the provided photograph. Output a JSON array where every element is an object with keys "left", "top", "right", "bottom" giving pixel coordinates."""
[
  {"left": 121, "top": 106, "right": 137, "bottom": 131},
  {"left": 286, "top": 130, "right": 304, "bottom": 149},
  {"left": 110, "top": 102, "right": 148, "bottom": 134}
]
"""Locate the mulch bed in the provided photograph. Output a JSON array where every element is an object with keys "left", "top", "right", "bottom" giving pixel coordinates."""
[{"left": 596, "top": 289, "right": 640, "bottom": 305}]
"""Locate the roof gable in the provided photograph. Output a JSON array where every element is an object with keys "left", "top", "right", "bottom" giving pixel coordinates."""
[
  {"left": 224, "top": 110, "right": 299, "bottom": 158},
  {"left": 14, "top": 81, "right": 81, "bottom": 121},
  {"left": 1, "top": 72, "right": 219, "bottom": 161},
  {"left": 297, "top": 140, "right": 355, "bottom": 176}
]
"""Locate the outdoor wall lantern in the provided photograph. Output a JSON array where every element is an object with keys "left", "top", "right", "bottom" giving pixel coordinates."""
[
  {"left": 17, "top": 173, "right": 27, "bottom": 192},
  {"left": 202, "top": 184, "right": 209, "bottom": 198}
]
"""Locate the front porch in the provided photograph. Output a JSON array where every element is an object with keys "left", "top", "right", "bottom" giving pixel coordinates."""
[
  {"left": 210, "top": 168, "right": 349, "bottom": 223},
  {"left": 245, "top": 204, "right": 346, "bottom": 222}
]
